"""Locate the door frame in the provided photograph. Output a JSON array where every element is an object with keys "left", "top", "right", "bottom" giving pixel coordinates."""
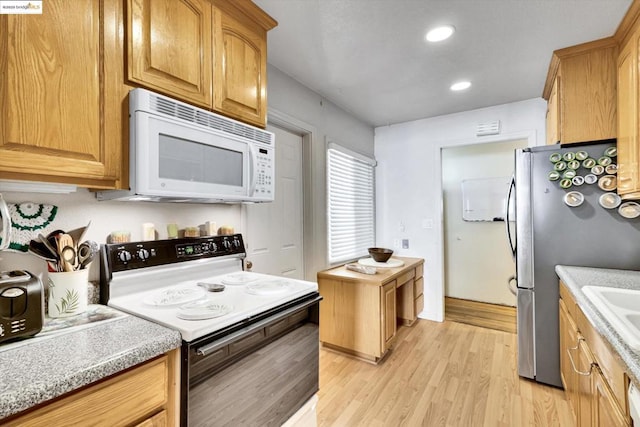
[
  {"left": 428, "top": 130, "right": 536, "bottom": 322},
  {"left": 242, "top": 108, "right": 318, "bottom": 282}
]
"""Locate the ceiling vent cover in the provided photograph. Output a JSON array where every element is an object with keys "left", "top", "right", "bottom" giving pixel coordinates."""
[{"left": 476, "top": 120, "right": 501, "bottom": 136}]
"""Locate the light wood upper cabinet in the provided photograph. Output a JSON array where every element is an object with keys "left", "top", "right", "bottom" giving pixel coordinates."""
[
  {"left": 128, "top": 0, "right": 213, "bottom": 108},
  {"left": 616, "top": 16, "right": 640, "bottom": 199},
  {"left": 0, "top": 0, "right": 126, "bottom": 189},
  {"left": 546, "top": 77, "right": 560, "bottom": 145},
  {"left": 127, "top": 0, "right": 276, "bottom": 128},
  {"left": 212, "top": 2, "right": 271, "bottom": 127},
  {"left": 543, "top": 39, "right": 617, "bottom": 145}
]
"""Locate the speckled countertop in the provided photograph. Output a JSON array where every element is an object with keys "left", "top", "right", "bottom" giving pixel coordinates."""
[
  {"left": 0, "top": 308, "right": 182, "bottom": 420},
  {"left": 556, "top": 265, "right": 640, "bottom": 388}
]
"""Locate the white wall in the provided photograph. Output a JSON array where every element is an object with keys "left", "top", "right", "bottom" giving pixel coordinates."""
[
  {"left": 442, "top": 139, "right": 528, "bottom": 306},
  {"left": 267, "top": 65, "right": 375, "bottom": 278},
  {"left": 0, "top": 189, "right": 241, "bottom": 281},
  {"left": 375, "top": 98, "right": 547, "bottom": 321}
]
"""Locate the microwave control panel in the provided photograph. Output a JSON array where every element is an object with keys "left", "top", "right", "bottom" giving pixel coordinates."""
[{"left": 254, "top": 146, "right": 274, "bottom": 200}]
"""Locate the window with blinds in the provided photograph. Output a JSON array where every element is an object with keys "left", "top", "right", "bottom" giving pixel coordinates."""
[{"left": 327, "top": 143, "right": 376, "bottom": 264}]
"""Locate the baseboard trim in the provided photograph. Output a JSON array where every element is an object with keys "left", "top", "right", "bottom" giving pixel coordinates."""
[{"left": 445, "top": 297, "right": 516, "bottom": 334}]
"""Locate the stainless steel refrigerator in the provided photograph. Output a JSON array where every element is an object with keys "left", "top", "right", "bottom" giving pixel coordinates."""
[{"left": 506, "top": 141, "right": 640, "bottom": 388}]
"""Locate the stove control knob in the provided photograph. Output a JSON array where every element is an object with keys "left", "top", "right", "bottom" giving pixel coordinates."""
[
  {"left": 222, "top": 240, "right": 231, "bottom": 250},
  {"left": 137, "top": 248, "right": 150, "bottom": 261},
  {"left": 210, "top": 242, "right": 218, "bottom": 252},
  {"left": 233, "top": 239, "right": 241, "bottom": 249},
  {"left": 118, "top": 250, "right": 132, "bottom": 263}
]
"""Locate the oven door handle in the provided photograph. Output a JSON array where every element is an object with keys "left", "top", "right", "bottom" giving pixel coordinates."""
[{"left": 195, "top": 295, "right": 322, "bottom": 357}]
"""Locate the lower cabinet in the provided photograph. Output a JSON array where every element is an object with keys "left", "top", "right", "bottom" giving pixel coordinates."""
[
  {"left": 6, "top": 349, "right": 180, "bottom": 426},
  {"left": 559, "top": 281, "right": 631, "bottom": 426},
  {"left": 318, "top": 277, "right": 396, "bottom": 362}
]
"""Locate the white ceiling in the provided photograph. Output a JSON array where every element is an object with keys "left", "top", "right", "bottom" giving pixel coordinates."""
[{"left": 254, "top": 0, "right": 633, "bottom": 127}]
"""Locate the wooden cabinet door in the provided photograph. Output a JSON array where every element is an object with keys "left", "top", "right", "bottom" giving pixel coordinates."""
[
  {"left": 617, "top": 31, "right": 640, "bottom": 197},
  {"left": 559, "top": 298, "right": 579, "bottom": 417},
  {"left": 593, "top": 367, "right": 629, "bottom": 427},
  {"left": 212, "top": 4, "right": 268, "bottom": 127},
  {"left": 382, "top": 281, "right": 397, "bottom": 352},
  {"left": 576, "top": 338, "right": 594, "bottom": 426},
  {"left": 0, "top": 0, "right": 120, "bottom": 188},
  {"left": 546, "top": 77, "right": 560, "bottom": 145},
  {"left": 128, "top": 0, "right": 212, "bottom": 108}
]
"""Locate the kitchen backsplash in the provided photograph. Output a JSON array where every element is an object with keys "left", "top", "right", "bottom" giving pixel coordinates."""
[{"left": 0, "top": 188, "right": 242, "bottom": 281}]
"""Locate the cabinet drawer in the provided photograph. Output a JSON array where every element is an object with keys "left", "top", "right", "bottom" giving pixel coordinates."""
[
  {"left": 414, "top": 277, "right": 424, "bottom": 297},
  {"left": 416, "top": 263, "right": 424, "bottom": 279},
  {"left": 415, "top": 294, "right": 424, "bottom": 315},
  {"left": 396, "top": 270, "right": 415, "bottom": 288},
  {"left": 10, "top": 355, "right": 169, "bottom": 426}
]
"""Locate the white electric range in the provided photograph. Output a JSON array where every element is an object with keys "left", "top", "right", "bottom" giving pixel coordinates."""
[{"left": 100, "top": 234, "right": 321, "bottom": 426}]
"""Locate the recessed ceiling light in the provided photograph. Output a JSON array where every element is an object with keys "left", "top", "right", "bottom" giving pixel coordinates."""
[
  {"left": 450, "top": 81, "right": 471, "bottom": 91},
  {"left": 426, "top": 25, "right": 455, "bottom": 42}
]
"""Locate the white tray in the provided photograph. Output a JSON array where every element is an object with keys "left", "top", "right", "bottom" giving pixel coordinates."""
[{"left": 358, "top": 257, "right": 404, "bottom": 268}]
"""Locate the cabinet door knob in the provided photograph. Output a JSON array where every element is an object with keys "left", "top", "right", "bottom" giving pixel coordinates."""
[{"left": 246, "top": 260, "right": 253, "bottom": 270}]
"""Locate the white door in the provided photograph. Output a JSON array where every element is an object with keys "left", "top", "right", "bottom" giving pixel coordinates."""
[{"left": 245, "top": 125, "right": 304, "bottom": 279}]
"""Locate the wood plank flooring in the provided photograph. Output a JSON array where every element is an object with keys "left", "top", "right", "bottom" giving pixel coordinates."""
[
  {"left": 317, "top": 319, "right": 574, "bottom": 427},
  {"left": 445, "top": 297, "right": 517, "bottom": 334}
]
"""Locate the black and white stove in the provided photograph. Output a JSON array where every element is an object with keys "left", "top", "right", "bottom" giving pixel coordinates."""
[
  {"left": 99, "top": 234, "right": 318, "bottom": 341},
  {"left": 100, "top": 234, "right": 321, "bottom": 427}
]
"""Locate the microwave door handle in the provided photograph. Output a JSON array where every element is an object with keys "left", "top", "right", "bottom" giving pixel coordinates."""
[{"left": 248, "top": 144, "right": 258, "bottom": 197}]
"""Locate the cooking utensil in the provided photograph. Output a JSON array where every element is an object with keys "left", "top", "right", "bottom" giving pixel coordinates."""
[
  {"left": 60, "top": 245, "right": 77, "bottom": 268},
  {"left": 46, "top": 229, "right": 65, "bottom": 253},
  {"left": 67, "top": 221, "right": 91, "bottom": 246},
  {"left": 28, "top": 240, "right": 58, "bottom": 261},
  {"left": 37, "top": 233, "right": 59, "bottom": 259},
  {"left": 77, "top": 240, "right": 99, "bottom": 269},
  {"left": 57, "top": 233, "right": 75, "bottom": 272}
]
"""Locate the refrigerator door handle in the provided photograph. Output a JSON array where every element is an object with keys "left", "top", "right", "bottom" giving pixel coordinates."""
[{"left": 505, "top": 175, "right": 516, "bottom": 260}]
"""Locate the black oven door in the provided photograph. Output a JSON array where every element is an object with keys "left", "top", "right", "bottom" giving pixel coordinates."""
[{"left": 183, "top": 294, "right": 321, "bottom": 427}]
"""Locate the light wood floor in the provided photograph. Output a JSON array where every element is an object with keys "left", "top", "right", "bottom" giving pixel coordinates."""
[
  {"left": 445, "top": 297, "right": 517, "bottom": 334},
  {"left": 317, "top": 319, "right": 574, "bottom": 427}
]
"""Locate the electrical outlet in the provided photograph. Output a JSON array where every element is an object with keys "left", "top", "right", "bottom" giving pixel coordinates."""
[{"left": 402, "top": 239, "right": 409, "bottom": 249}]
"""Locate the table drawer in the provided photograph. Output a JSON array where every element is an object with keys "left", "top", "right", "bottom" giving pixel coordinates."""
[{"left": 414, "top": 277, "right": 424, "bottom": 297}]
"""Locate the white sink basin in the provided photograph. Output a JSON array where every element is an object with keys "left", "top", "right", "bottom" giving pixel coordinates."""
[{"left": 582, "top": 286, "right": 640, "bottom": 350}]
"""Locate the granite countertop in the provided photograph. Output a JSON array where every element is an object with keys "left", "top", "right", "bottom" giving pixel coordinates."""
[
  {"left": 555, "top": 265, "right": 640, "bottom": 388},
  {"left": 0, "top": 306, "right": 182, "bottom": 420}
]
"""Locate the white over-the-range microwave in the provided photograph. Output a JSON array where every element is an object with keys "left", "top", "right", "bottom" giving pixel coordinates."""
[{"left": 97, "top": 88, "right": 275, "bottom": 204}]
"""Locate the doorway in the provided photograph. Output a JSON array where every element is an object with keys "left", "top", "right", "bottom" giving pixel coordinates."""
[
  {"left": 441, "top": 139, "right": 527, "bottom": 331},
  {"left": 245, "top": 124, "right": 304, "bottom": 279}
]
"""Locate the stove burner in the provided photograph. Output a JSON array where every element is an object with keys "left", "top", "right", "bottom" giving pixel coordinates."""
[
  {"left": 143, "top": 287, "right": 205, "bottom": 307},
  {"left": 176, "top": 300, "right": 233, "bottom": 321},
  {"left": 245, "top": 280, "right": 292, "bottom": 296},
  {"left": 198, "top": 282, "right": 225, "bottom": 292},
  {"left": 220, "top": 272, "right": 260, "bottom": 286}
]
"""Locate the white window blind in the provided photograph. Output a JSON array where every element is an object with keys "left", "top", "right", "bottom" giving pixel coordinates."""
[{"left": 327, "top": 144, "right": 376, "bottom": 264}]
